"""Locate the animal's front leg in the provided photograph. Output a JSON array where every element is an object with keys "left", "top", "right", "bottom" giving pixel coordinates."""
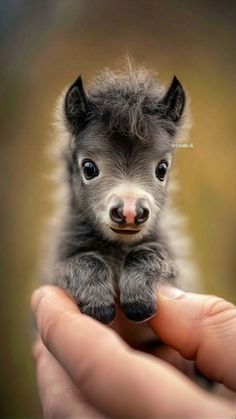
[
  {"left": 57, "top": 253, "right": 116, "bottom": 324},
  {"left": 120, "top": 246, "right": 176, "bottom": 322}
]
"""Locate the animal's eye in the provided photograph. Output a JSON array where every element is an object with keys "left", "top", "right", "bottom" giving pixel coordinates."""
[
  {"left": 82, "top": 160, "right": 99, "bottom": 180},
  {"left": 156, "top": 160, "right": 168, "bottom": 181}
]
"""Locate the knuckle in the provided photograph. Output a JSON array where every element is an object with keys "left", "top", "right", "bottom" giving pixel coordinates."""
[
  {"left": 200, "top": 295, "right": 236, "bottom": 339},
  {"left": 202, "top": 296, "right": 235, "bottom": 319}
]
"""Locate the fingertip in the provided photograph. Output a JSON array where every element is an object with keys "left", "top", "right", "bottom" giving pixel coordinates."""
[
  {"left": 31, "top": 286, "right": 79, "bottom": 344},
  {"left": 147, "top": 287, "right": 194, "bottom": 351},
  {"left": 31, "top": 285, "right": 75, "bottom": 314},
  {"left": 147, "top": 287, "right": 183, "bottom": 329},
  {"left": 149, "top": 286, "right": 203, "bottom": 331}
]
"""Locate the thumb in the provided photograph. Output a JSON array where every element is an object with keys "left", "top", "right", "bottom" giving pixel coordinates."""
[{"left": 149, "top": 286, "right": 236, "bottom": 391}]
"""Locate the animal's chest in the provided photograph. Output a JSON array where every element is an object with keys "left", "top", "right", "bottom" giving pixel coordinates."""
[{"left": 99, "top": 245, "right": 128, "bottom": 282}]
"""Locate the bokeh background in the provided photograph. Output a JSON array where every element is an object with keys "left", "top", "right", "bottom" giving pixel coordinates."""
[{"left": 0, "top": 0, "right": 236, "bottom": 417}]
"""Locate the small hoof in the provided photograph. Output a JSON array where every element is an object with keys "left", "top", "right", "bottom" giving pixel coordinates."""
[
  {"left": 80, "top": 304, "right": 116, "bottom": 324},
  {"left": 122, "top": 300, "right": 157, "bottom": 322}
]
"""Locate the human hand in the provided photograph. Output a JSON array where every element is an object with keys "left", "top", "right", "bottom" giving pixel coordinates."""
[{"left": 31, "top": 286, "right": 236, "bottom": 418}]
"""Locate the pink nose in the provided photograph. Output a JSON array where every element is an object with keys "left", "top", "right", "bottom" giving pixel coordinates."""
[
  {"left": 123, "top": 199, "right": 136, "bottom": 224},
  {"left": 109, "top": 197, "right": 150, "bottom": 225}
]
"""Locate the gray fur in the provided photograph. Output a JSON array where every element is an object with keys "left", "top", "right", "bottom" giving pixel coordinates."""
[{"left": 42, "top": 63, "right": 197, "bottom": 324}]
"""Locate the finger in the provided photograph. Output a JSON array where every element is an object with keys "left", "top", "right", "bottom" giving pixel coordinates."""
[
  {"left": 31, "top": 286, "right": 235, "bottom": 418},
  {"left": 112, "top": 307, "right": 201, "bottom": 381},
  {"left": 149, "top": 286, "right": 236, "bottom": 391},
  {"left": 146, "top": 343, "right": 197, "bottom": 378},
  {"left": 147, "top": 344, "right": 216, "bottom": 389},
  {"left": 33, "top": 335, "right": 106, "bottom": 418}
]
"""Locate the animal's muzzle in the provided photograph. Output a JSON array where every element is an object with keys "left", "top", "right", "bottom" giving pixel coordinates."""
[{"left": 109, "top": 197, "right": 150, "bottom": 226}]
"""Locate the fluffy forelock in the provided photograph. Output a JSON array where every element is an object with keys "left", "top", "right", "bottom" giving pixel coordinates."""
[{"left": 87, "top": 65, "right": 175, "bottom": 140}]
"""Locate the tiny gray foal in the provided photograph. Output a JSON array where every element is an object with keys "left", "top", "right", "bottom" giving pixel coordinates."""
[{"left": 44, "top": 64, "right": 196, "bottom": 324}]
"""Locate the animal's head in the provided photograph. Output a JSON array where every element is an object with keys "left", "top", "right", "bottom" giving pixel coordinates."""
[{"left": 58, "top": 66, "right": 189, "bottom": 244}]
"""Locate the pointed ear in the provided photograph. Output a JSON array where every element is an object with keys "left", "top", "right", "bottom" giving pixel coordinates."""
[
  {"left": 161, "top": 76, "right": 186, "bottom": 123},
  {"left": 64, "top": 75, "right": 89, "bottom": 133}
]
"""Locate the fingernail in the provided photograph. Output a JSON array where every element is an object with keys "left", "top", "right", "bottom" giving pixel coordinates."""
[{"left": 159, "top": 286, "right": 185, "bottom": 299}]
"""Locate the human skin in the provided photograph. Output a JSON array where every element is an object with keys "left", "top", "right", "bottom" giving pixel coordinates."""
[{"left": 31, "top": 286, "right": 236, "bottom": 418}]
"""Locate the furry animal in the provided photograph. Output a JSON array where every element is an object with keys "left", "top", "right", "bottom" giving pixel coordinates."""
[{"left": 43, "top": 64, "right": 197, "bottom": 324}]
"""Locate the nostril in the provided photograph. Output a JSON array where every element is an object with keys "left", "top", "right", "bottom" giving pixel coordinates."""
[
  {"left": 135, "top": 206, "right": 149, "bottom": 224},
  {"left": 109, "top": 205, "right": 125, "bottom": 224}
]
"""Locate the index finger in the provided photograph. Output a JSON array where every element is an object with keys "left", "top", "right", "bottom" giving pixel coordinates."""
[{"left": 149, "top": 287, "right": 236, "bottom": 391}]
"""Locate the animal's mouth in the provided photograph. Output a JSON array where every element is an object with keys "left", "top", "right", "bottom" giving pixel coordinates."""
[{"left": 110, "top": 227, "right": 141, "bottom": 235}]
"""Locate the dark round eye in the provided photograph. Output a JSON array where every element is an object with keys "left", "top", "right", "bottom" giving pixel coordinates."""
[
  {"left": 156, "top": 160, "right": 168, "bottom": 181},
  {"left": 82, "top": 160, "right": 99, "bottom": 180}
]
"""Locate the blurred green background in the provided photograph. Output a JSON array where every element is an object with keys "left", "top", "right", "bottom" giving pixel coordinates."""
[{"left": 0, "top": 1, "right": 235, "bottom": 417}]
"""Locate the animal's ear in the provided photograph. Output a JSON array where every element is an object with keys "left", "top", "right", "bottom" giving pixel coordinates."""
[
  {"left": 161, "top": 76, "right": 185, "bottom": 123},
  {"left": 64, "top": 75, "right": 89, "bottom": 133}
]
